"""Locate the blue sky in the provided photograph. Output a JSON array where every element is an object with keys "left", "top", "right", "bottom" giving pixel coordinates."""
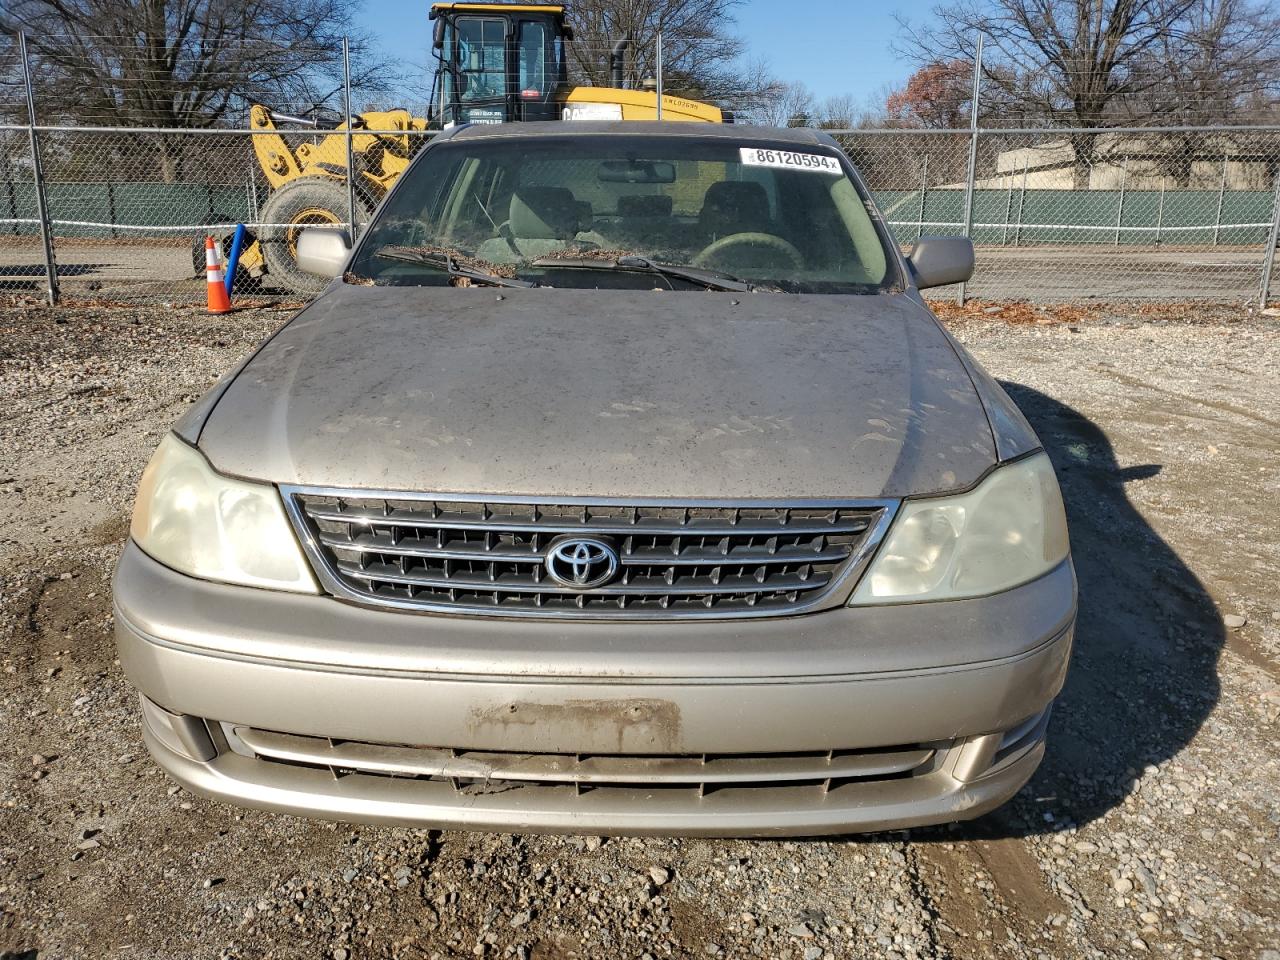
[
  {"left": 355, "top": 0, "right": 919, "bottom": 107},
  {"left": 735, "top": 0, "right": 913, "bottom": 103}
]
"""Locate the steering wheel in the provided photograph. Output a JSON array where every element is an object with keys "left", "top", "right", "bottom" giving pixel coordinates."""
[{"left": 692, "top": 232, "right": 804, "bottom": 271}]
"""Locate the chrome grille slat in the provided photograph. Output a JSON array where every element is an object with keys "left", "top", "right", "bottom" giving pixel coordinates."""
[
  {"left": 232, "top": 726, "right": 937, "bottom": 786},
  {"left": 304, "top": 506, "right": 871, "bottom": 538},
  {"left": 322, "top": 533, "right": 850, "bottom": 568},
  {"left": 285, "top": 489, "right": 897, "bottom": 620},
  {"left": 336, "top": 559, "right": 832, "bottom": 596},
  {"left": 321, "top": 532, "right": 544, "bottom": 563},
  {"left": 620, "top": 544, "right": 849, "bottom": 566}
]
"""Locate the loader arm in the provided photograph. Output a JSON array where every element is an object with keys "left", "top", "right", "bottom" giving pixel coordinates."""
[
  {"left": 249, "top": 104, "right": 430, "bottom": 192},
  {"left": 249, "top": 105, "right": 307, "bottom": 189}
]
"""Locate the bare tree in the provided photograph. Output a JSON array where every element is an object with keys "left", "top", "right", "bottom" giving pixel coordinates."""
[
  {"left": 1, "top": 0, "right": 388, "bottom": 179},
  {"left": 810, "top": 94, "right": 857, "bottom": 129},
  {"left": 1128, "top": 1, "right": 1280, "bottom": 185},
  {"left": 564, "top": 0, "right": 763, "bottom": 107},
  {"left": 746, "top": 80, "right": 814, "bottom": 127},
  {"left": 895, "top": 0, "right": 1280, "bottom": 185},
  {"left": 898, "top": 1, "right": 1197, "bottom": 126},
  {"left": 1127, "top": 0, "right": 1280, "bottom": 124}
]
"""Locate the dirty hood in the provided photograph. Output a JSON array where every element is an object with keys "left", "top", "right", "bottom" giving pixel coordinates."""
[{"left": 198, "top": 284, "right": 997, "bottom": 498}]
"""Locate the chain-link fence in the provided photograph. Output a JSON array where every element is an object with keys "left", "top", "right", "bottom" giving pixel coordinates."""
[
  {"left": 0, "top": 124, "right": 440, "bottom": 303},
  {"left": 3, "top": 27, "right": 1280, "bottom": 307},
  {"left": 836, "top": 127, "right": 1280, "bottom": 303}
]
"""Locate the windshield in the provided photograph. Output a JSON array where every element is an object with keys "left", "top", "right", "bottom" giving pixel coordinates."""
[
  {"left": 454, "top": 17, "right": 505, "bottom": 105},
  {"left": 517, "top": 20, "right": 552, "bottom": 96},
  {"left": 349, "top": 135, "right": 897, "bottom": 294}
]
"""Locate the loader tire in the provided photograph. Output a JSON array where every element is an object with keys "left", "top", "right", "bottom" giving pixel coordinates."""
[{"left": 259, "top": 178, "right": 366, "bottom": 295}]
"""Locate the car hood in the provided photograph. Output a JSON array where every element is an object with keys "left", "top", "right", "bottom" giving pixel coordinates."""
[{"left": 198, "top": 284, "right": 997, "bottom": 499}]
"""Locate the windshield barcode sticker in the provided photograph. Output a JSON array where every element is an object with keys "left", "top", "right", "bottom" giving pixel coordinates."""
[{"left": 739, "top": 147, "right": 842, "bottom": 174}]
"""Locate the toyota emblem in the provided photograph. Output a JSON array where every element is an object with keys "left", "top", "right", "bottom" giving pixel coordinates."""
[{"left": 544, "top": 536, "right": 620, "bottom": 590}]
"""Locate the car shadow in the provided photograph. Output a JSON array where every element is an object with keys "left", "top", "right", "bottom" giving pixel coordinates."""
[{"left": 909, "top": 382, "right": 1224, "bottom": 841}]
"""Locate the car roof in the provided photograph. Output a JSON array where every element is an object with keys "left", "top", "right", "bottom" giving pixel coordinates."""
[{"left": 445, "top": 121, "right": 843, "bottom": 149}]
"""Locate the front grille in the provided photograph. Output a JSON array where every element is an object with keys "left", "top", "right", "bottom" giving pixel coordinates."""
[
  {"left": 283, "top": 490, "right": 894, "bottom": 619},
  {"left": 224, "top": 724, "right": 942, "bottom": 796}
]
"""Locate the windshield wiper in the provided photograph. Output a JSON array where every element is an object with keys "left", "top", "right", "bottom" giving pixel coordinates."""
[
  {"left": 531, "top": 254, "right": 782, "bottom": 293},
  {"left": 374, "top": 245, "right": 539, "bottom": 288}
]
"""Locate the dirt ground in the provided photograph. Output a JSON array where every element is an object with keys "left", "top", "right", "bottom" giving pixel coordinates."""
[{"left": 1, "top": 299, "right": 1278, "bottom": 960}]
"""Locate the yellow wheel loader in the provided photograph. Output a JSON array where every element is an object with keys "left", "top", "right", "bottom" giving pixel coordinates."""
[
  {"left": 227, "top": 2, "right": 724, "bottom": 294},
  {"left": 236, "top": 104, "right": 429, "bottom": 293}
]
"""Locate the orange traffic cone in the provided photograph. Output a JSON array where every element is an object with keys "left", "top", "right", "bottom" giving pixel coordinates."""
[{"left": 205, "top": 236, "right": 231, "bottom": 314}]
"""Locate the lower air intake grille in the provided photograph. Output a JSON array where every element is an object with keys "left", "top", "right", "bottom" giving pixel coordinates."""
[
  {"left": 225, "top": 725, "right": 941, "bottom": 796},
  {"left": 284, "top": 490, "right": 893, "bottom": 619}
]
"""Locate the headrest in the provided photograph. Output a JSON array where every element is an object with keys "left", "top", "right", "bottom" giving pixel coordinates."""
[
  {"left": 510, "top": 187, "right": 580, "bottom": 240},
  {"left": 618, "top": 194, "right": 674, "bottom": 219},
  {"left": 701, "top": 181, "right": 769, "bottom": 218}
]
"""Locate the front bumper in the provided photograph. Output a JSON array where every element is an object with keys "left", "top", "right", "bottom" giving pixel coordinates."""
[{"left": 114, "top": 541, "right": 1076, "bottom": 836}]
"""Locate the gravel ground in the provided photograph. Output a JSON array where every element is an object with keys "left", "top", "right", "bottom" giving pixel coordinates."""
[{"left": 1, "top": 300, "right": 1278, "bottom": 960}]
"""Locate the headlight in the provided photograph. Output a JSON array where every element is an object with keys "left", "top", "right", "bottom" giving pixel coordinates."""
[
  {"left": 851, "top": 452, "right": 1068, "bottom": 604},
  {"left": 129, "top": 434, "right": 318, "bottom": 593}
]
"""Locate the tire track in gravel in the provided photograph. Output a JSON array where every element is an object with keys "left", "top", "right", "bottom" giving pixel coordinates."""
[
  {"left": 911, "top": 833, "right": 1069, "bottom": 958},
  {"left": 1096, "top": 367, "right": 1280, "bottom": 431},
  {"left": 901, "top": 840, "right": 946, "bottom": 956},
  {"left": 1087, "top": 366, "right": 1280, "bottom": 680}
]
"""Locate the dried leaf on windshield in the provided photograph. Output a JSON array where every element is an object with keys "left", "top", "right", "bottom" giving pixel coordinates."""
[
  {"left": 382, "top": 244, "right": 519, "bottom": 278},
  {"left": 542, "top": 247, "right": 638, "bottom": 263}
]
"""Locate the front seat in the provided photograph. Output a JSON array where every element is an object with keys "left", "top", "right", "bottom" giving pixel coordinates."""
[
  {"left": 698, "top": 181, "right": 773, "bottom": 242},
  {"left": 476, "top": 187, "right": 585, "bottom": 264},
  {"left": 609, "top": 194, "right": 676, "bottom": 247}
]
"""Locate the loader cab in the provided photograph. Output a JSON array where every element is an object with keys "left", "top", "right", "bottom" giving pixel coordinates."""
[{"left": 430, "top": 2, "right": 571, "bottom": 127}]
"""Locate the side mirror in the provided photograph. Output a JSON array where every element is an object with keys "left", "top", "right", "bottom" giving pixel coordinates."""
[
  {"left": 906, "top": 236, "right": 974, "bottom": 290},
  {"left": 295, "top": 227, "right": 351, "bottom": 279},
  {"left": 432, "top": 17, "right": 446, "bottom": 50}
]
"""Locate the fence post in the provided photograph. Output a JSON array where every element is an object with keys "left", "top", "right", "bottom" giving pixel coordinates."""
[
  {"left": 957, "top": 32, "right": 983, "bottom": 305},
  {"left": 2, "top": 137, "right": 18, "bottom": 237},
  {"left": 1114, "top": 158, "right": 1127, "bottom": 247},
  {"left": 916, "top": 154, "right": 928, "bottom": 240},
  {"left": 1213, "top": 154, "right": 1228, "bottom": 246},
  {"left": 1002, "top": 171, "right": 1013, "bottom": 245},
  {"left": 1155, "top": 181, "right": 1165, "bottom": 246},
  {"left": 343, "top": 37, "right": 358, "bottom": 241},
  {"left": 1, "top": 133, "right": 17, "bottom": 237},
  {"left": 19, "top": 33, "right": 58, "bottom": 306},
  {"left": 1257, "top": 168, "right": 1280, "bottom": 308},
  {"left": 655, "top": 32, "right": 664, "bottom": 120},
  {"left": 1014, "top": 155, "right": 1028, "bottom": 246},
  {"left": 106, "top": 181, "right": 117, "bottom": 240},
  {"left": 3, "top": 176, "right": 16, "bottom": 238}
]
